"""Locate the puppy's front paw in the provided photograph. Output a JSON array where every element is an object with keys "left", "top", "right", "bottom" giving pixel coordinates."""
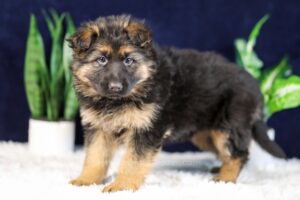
[
  {"left": 212, "top": 175, "right": 236, "bottom": 183},
  {"left": 69, "top": 177, "right": 100, "bottom": 186},
  {"left": 102, "top": 181, "right": 138, "bottom": 193}
]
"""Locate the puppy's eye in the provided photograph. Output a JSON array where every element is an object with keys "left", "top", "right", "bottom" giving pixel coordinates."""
[
  {"left": 124, "top": 57, "right": 134, "bottom": 66},
  {"left": 96, "top": 56, "right": 108, "bottom": 65}
]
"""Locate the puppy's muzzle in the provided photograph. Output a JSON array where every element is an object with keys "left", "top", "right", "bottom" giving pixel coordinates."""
[{"left": 108, "top": 82, "right": 123, "bottom": 93}]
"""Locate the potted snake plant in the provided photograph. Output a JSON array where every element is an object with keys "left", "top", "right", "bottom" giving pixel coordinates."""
[
  {"left": 234, "top": 15, "right": 300, "bottom": 164},
  {"left": 24, "top": 10, "right": 79, "bottom": 156}
]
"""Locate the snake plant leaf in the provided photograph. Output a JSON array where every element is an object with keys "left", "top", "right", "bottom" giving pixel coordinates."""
[
  {"left": 260, "top": 57, "right": 292, "bottom": 96},
  {"left": 43, "top": 10, "right": 66, "bottom": 120},
  {"left": 266, "top": 76, "right": 300, "bottom": 117},
  {"left": 63, "top": 13, "right": 76, "bottom": 85},
  {"left": 24, "top": 14, "right": 49, "bottom": 119},
  {"left": 65, "top": 13, "right": 76, "bottom": 33},
  {"left": 49, "top": 8, "right": 60, "bottom": 24},
  {"left": 63, "top": 13, "right": 79, "bottom": 120},
  {"left": 42, "top": 9, "right": 64, "bottom": 39},
  {"left": 234, "top": 38, "right": 263, "bottom": 78},
  {"left": 48, "top": 65, "right": 64, "bottom": 121},
  {"left": 25, "top": 11, "right": 78, "bottom": 121},
  {"left": 42, "top": 10, "right": 55, "bottom": 38},
  {"left": 44, "top": 10, "right": 65, "bottom": 79},
  {"left": 64, "top": 84, "right": 79, "bottom": 120}
]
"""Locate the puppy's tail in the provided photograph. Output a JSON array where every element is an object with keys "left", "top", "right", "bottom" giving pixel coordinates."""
[{"left": 252, "top": 120, "right": 286, "bottom": 158}]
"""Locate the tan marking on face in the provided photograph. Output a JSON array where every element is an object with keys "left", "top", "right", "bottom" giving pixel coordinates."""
[
  {"left": 136, "top": 62, "right": 155, "bottom": 81},
  {"left": 118, "top": 45, "right": 136, "bottom": 56},
  {"left": 73, "top": 63, "right": 94, "bottom": 83},
  {"left": 80, "top": 103, "right": 160, "bottom": 133},
  {"left": 102, "top": 143, "right": 159, "bottom": 192},
  {"left": 128, "top": 60, "right": 156, "bottom": 99},
  {"left": 70, "top": 130, "right": 116, "bottom": 186},
  {"left": 72, "top": 63, "right": 99, "bottom": 97},
  {"left": 73, "top": 78, "right": 100, "bottom": 100},
  {"left": 94, "top": 44, "right": 113, "bottom": 55},
  {"left": 129, "top": 82, "right": 150, "bottom": 99}
]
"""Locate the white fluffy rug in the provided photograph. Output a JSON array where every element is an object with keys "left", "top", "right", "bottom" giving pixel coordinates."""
[{"left": 1, "top": 142, "right": 300, "bottom": 200}]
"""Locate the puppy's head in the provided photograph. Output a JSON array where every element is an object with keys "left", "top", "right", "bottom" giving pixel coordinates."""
[{"left": 68, "top": 15, "right": 156, "bottom": 100}]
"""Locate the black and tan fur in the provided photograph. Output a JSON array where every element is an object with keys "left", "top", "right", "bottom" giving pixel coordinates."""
[{"left": 68, "top": 15, "right": 286, "bottom": 192}]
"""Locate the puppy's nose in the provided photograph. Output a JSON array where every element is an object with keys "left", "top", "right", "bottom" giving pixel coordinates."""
[{"left": 108, "top": 82, "right": 123, "bottom": 92}]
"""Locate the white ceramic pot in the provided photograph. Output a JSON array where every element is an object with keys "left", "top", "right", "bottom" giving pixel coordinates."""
[{"left": 28, "top": 118, "right": 75, "bottom": 156}]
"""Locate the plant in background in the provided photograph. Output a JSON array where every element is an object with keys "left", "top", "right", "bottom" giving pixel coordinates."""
[
  {"left": 24, "top": 10, "right": 79, "bottom": 121},
  {"left": 235, "top": 14, "right": 300, "bottom": 120}
]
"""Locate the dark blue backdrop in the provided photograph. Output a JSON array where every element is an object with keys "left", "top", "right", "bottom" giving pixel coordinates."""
[{"left": 1, "top": 0, "right": 299, "bottom": 157}]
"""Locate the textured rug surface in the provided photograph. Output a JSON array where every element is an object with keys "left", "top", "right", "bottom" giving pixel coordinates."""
[{"left": 1, "top": 142, "right": 300, "bottom": 200}]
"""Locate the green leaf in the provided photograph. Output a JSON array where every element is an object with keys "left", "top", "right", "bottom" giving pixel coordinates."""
[
  {"left": 24, "top": 14, "right": 49, "bottom": 119},
  {"left": 49, "top": 8, "right": 60, "bottom": 24},
  {"left": 63, "top": 13, "right": 79, "bottom": 120},
  {"left": 234, "top": 14, "right": 300, "bottom": 121},
  {"left": 26, "top": 11, "right": 78, "bottom": 121},
  {"left": 63, "top": 13, "right": 76, "bottom": 85},
  {"left": 42, "top": 10, "right": 66, "bottom": 120},
  {"left": 260, "top": 57, "right": 292, "bottom": 95},
  {"left": 234, "top": 38, "right": 263, "bottom": 78},
  {"left": 246, "top": 14, "right": 270, "bottom": 53},
  {"left": 48, "top": 64, "right": 64, "bottom": 120},
  {"left": 43, "top": 9, "right": 65, "bottom": 40},
  {"left": 50, "top": 38, "right": 63, "bottom": 80},
  {"left": 234, "top": 15, "right": 270, "bottom": 79},
  {"left": 42, "top": 10, "right": 54, "bottom": 38},
  {"left": 266, "top": 76, "right": 300, "bottom": 117},
  {"left": 260, "top": 57, "right": 292, "bottom": 119},
  {"left": 234, "top": 39, "right": 246, "bottom": 67},
  {"left": 65, "top": 13, "right": 76, "bottom": 34},
  {"left": 64, "top": 84, "right": 79, "bottom": 120}
]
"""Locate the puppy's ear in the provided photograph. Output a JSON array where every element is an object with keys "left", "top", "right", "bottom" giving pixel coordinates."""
[
  {"left": 67, "top": 23, "right": 99, "bottom": 53},
  {"left": 126, "top": 21, "right": 152, "bottom": 48}
]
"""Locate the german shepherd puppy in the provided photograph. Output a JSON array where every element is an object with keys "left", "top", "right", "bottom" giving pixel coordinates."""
[{"left": 68, "top": 15, "right": 286, "bottom": 192}]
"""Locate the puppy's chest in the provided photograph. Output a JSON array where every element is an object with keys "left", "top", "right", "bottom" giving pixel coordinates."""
[{"left": 80, "top": 103, "right": 159, "bottom": 133}]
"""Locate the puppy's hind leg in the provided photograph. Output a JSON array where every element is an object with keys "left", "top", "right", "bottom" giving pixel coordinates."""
[
  {"left": 191, "top": 130, "right": 217, "bottom": 153},
  {"left": 70, "top": 129, "right": 116, "bottom": 186},
  {"left": 211, "top": 130, "right": 249, "bottom": 183},
  {"left": 191, "top": 130, "right": 222, "bottom": 173}
]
